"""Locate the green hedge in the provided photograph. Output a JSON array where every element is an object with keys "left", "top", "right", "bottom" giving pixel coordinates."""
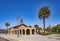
[
  {"left": 40, "top": 32, "right": 51, "bottom": 35},
  {"left": 50, "top": 32, "right": 60, "bottom": 34},
  {"left": 40, "top": 32, "right": 60, "bottom": 35}
]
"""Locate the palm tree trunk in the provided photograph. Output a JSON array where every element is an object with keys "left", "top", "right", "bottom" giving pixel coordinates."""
[
  {"left": 7, "top": 26, "right": 8, "bottom": 34},
  {"left": 43, "top": 18, "right": 45, "bottom": 32}
]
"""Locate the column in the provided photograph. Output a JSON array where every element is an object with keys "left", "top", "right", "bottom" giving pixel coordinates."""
[
  {"left": 9, "top": 31, "right": 10, "bottom": 34},
  {"left": 21, "top": 29, "right": 23, "bottom": 35},
  {"left": 17, "top": 30, "right": 19, "bottom": 35},
  {"left": 12, "top": 31, "right": 13, "bottom": 35},
  {"left": 19, "top": 30, "right": 20, "bottom": 35},
  {"left": 14, "top": 30, "right": 15, "bottom": 34},
  {"left": 16, "top": 30, "right": 17, "bottom": 35},
  {"left": 25, "top": 29, "right": 26, "bottom": 35},
  {"left": 19, "top": 30, "right": 21, "bottom": 35},
  {"left": 20, "top": 30, "right": 21, "bottom": 35},
  {"left": 12, "top": 31, "right": 13, "bottom": 34},
  {"left": 10, "top": 31, "right": 11, "bottom": 35},
  {"left": 34, "top": 29, "right": 36, "bottom": 35},
  {"left": 8, "top": 31, "right": 9, "bottom": 34},
  {"left": 30, "top": 29, "right": 32, "bottom": 35},
  {"left": 11, "top": 31, "right": 12, "bottom": 35},
  {"left": 13, "top": 30, "right": 14, "bottom": 34},
  {"left": 13, "top": 30, "right": 14, "bottom": 35}
]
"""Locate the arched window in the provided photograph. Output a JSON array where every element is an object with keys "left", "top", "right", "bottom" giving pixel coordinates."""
[
  {"left": 23, "top": 29, "right": 25, "bottom": 35},
  {"left": 20, "top": 30, "right": 21, "bottom": 35}
]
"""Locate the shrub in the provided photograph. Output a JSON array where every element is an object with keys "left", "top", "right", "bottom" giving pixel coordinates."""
[
  {"left": 50, "top": 32, "right": 60, "bottom": 34},
  {"left": 40, "top": 32, "right": 51, "bottom": 35}
]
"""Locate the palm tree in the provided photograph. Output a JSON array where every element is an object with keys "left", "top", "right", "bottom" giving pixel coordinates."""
[
  {"left": 5, "top": 22, "right": 10, "bottom": 30},
  {"left": 5, "top": 22, "right": 10, "bottom": 34},
  {"left": 38, "top": 7, "right": 50, "bottom": 32}
]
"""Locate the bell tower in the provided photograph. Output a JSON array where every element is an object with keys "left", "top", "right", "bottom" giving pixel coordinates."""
[{"left": 20, "top": 19, "right": 23, "bottom": 24}]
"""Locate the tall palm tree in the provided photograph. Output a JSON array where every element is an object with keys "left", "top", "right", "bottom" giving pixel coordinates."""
[
  {"left": 38, "top": 7, "right": 50, "bottom": 32},
  {"left": 5, "top": 22, "right": 10, "bottom": 30},
  {"left": 5, "top": 22, "right": 10, "bottom": 34}
]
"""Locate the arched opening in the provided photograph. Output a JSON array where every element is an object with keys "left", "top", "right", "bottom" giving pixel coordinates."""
[
  {"left": 20, "top": 30, "right": 21, "bottom": 35},
  {"left": 26, "top": 29, "right": 30, "bottom": 35},
  {"left": 32, "top": 29, "right": 35, "bottom": 34},
  {"left": 23, "top": 29, "right": 25, "bottom": 35}
]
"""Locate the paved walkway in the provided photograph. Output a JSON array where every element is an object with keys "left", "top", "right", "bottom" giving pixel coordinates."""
[
  {"left": 0, "top": 34, "right": 19, "bottom": 41},
  {"left": 0, "top": 34, "right": 60, "bottom": 41},
  {"left": 0, "top": 37, "right": 9, "bottom": 41}
]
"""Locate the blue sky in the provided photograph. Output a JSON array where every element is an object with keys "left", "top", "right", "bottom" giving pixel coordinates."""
[{"left": 0, "top": 0, "right": 60, "bottom": 29}]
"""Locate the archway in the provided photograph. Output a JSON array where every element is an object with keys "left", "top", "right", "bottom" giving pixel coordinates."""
[
  {"left": 26, "top": 29, "right": 30, "bottom": 35},
  {"left": 32, "top": 29, "right": 35, "bottom": 34},
  {"left": 23, "top": 29, "right": 25, "bottom": 35},
  {"left": 20, "top": 30, "right": 21, "bottom": 35}
]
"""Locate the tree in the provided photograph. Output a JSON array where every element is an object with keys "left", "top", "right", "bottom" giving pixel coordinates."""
[
  {"left": 28, "top": 25, "right": 32, "bottom": 27},
  {"left": 38, "top": 27, "right": 42, "bottom": 30},
  {"left": 34, "top": 24, "right": 39, "bottom": 30},
  {"left": 51, "top": 24, "right": 60, "bottom": 32},
  {"left": 5, "top": 22, "right": 10, "bottom": 34},
  {"left": 51, "top": 26, "right": 57, "bottom": 32},
  {"left": 5, "top": 22, "right": 10, "bottom": 30},
  {"left": 54, "top": 24, "right": 60, "bottom": 32},
  {"left": 38, "top": 6, "right": 50, "bottom": 32},
  {"left": 46, "top": 25, "right": 51, "bottom": 32},
  {"left": 46, "top": 27, "right": 51, "bottom": 32}
]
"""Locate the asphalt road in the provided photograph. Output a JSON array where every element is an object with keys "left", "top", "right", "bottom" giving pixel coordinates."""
[{"left": 0, "top": 37, "right": 9, "bottom": 41}]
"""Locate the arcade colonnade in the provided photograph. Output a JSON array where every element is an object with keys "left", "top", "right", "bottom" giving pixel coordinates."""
[{"left": 8, "top": 27, "right": 36, "bottom": 35}]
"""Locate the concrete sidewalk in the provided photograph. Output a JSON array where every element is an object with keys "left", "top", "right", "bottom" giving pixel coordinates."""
[
  {"left": 0, "top": 34, "right": 60, "bottom": 41},
  {"left": 0, "top": 34, "right": 20, "bottom": 41}
]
